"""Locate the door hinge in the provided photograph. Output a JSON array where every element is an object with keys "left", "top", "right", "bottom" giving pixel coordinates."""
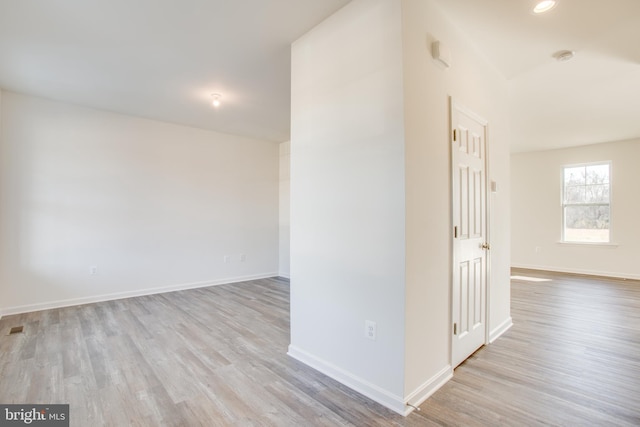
[
  {"left": 453, "top": 129, "right": 457, "bottom": 142},
  {"left": 453, "top": 323, "right": 457, "bottom": 335},
  {"left": 454, "top": 226, "right": 458, "bottom": 238}
]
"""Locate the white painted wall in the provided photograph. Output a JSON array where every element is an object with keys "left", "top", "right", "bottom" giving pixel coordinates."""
[
  {"left": 289, "top": 0, "right": 512, "bottom": 414},
  {"left": 512, "top": 139, "right": 640, "bottom": 279},
  {"left": 0, "top": 88, "right": 3, "bottom": 320},
  {"left": 0, "top": 91, "right": 279, "bottom": 315},
  {"left": 289, "top": 0, "right": 407, "bottom": 411},
  {"left": 278, "top": 141, "right": 290, "bottom": 278},
  {"left": 401, "top": 0, "right": 511, "bottom": 402}
]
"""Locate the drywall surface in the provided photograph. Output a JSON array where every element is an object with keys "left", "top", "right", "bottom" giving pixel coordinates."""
[
  {"left": 512, "top": 139, "right": 640, "bottom": 279},
  {"left": 279, "top": 141, "right": 290, "bottom": 278},
  {"left": 401, "top": 0, "right": 512, "bottom": 399},
  {"left": 0, "top": 91, "right": 279, "bottom": 314},
  {"left": 289, "top": 0, "right": 512, "bottom": 413},
  {"left": 289, "top": 0, "right": 407, "bottom": 411},
  {"left": 0, "top": 89, "right": 3, "bottom": 319}
]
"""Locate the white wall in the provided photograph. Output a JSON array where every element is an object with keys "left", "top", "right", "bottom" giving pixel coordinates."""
[
  {"left": 278, "top": 141, "right": 290, "bottom": 278},
  {"left": 289, "top": 0, "right": 407, "bottom": 411},
  {"left": 0, "top": 88, "right": 3, "bottom": 319},
  {"left": 0, "top": 91, "right": 279, "bottom": 315},
  {"left": 512, "top": 139, "right": 640, "bottom": 279},
  {"left": 289, "top": 0, "right": 512, "bottom": 415},
  {"left": 401, "top": 0, "right": 511, "bottom": 402}
]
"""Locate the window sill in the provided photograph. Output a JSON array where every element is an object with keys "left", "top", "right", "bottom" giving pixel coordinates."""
[{"left": 556, "top": 241, "right": 619, "bottom": 248}]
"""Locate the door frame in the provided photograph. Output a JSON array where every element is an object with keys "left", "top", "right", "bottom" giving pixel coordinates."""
[{"left": 449, "top": 97, "right": 492, "bottom": 368}]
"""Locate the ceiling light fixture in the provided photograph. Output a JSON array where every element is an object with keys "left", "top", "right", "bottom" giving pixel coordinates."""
[
  {"left": 533, "top": 0, "right": 557, "bottom": 14},
  {"left": 554, "top": 50, "right": 575, "bottom": 62},
  {"left": 211, "top": 93, "right": 222, "bottom": 108}
]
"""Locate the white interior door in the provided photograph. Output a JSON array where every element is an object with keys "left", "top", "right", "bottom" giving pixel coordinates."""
[{"left": 451, "top": 101, "right": 488, "bottom": 368}]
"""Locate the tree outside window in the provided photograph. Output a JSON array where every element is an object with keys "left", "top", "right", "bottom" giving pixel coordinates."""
[{"left": 562, "top": 163, "right": 611, "bottom": 243}]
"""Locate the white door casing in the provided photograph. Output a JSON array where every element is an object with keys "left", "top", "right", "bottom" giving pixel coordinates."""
[{"left": 451, "top": 101, "right": 489, "bottom": 368}]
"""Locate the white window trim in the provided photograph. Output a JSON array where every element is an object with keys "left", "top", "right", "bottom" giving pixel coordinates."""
[
  {"left": 556, "top": 241, "right": 618, "bottom": 247},
  {"left": 560, "top": 161, "right": 613, "bottom": 244}
]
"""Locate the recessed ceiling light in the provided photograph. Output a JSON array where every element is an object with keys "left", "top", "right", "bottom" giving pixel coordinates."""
[
  {"left": 533, "top": 0, "right": 557, "bottom": 14},
  {"left": 554, "top": 50, "right": 575, "bottom": 62},
  {"left": 211, "top": 93, "right": 222, "bottom": 108}
]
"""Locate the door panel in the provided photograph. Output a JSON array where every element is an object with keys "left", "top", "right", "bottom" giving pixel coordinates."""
[{"left": 452, "top": 101, "right": 488, "bottom": 368}]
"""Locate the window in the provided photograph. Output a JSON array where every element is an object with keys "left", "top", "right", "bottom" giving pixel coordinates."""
[{"left": 562, "top": 162, "right": 611, "bottom": 243}]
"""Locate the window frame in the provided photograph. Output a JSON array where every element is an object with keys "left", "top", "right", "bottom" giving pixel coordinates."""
[{"left": 561, "top": 161, "right": 612, "bottom": 244}]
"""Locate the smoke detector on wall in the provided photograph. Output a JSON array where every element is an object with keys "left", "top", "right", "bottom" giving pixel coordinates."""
[{"left": 432, "top": 41, "right": 452, "bottom": 69}]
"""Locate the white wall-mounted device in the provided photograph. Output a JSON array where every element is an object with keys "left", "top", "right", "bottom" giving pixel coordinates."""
[{"left": 432, "top": 40, "right": 452, "bottom": 69}]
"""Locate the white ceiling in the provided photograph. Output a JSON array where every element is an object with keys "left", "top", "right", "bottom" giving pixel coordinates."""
[
  {"left": 434, "top": 0, "right": 640, "bottom": 152},
  {"left": 1, "top": 0, "right": 639, "bottom": 151},
  {"left": 0, "top": 0, "right": 350, "bottom": 143}
]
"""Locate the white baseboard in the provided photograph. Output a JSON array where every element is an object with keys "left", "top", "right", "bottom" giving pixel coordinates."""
[
  {"left": 287, "top": 345, "right": 407, "bottom": 415},
  {"left": 278, "top": 272, "right": 291, "bottom": 279},
  {"left": 511, "top": 263, "right": 640, "bottom": 281},
  {"left": 0, "top": 272, "right": 278, "bottom": 317},
  {"left": 403, "top": 365, "right": 453, "bottom": 416},
  {"left": 489, "top": 316, "right": 513, "bottom": 343}
]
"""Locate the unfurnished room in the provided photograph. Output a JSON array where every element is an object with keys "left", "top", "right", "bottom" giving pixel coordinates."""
[{"left": 1, "top": 0, "right": 639, "bottom": 426}]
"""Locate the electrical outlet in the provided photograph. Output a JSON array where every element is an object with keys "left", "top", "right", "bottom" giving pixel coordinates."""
[
  {"left": 365, "top": 320, "right": 376, "bottom": 341},
  {"left": 223, "top": 255, "right": 230, "bottom": 263},
  {"left": 89, "top": 266, "right": 98, "bottom": 276},
  {"left": 239, "top": 254, "right": 246, "bottom": 262},
  {"left": 535, "top": 246, "right": 541, "bottom": 253}
]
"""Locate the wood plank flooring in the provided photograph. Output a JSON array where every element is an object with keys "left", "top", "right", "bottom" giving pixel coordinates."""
[
  {"left": 1, "top": 270, "right": 639, "bottom": 426},
  {"left": 417, "top": 269, "right": 640, "bottom": 426}
]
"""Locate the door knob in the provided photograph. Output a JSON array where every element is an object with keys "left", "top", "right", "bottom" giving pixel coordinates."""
[{"left": 481, "top": 243, "right": 491, "bottom": 250}]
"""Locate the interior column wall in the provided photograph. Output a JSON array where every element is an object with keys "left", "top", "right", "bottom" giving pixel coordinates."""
[
  {"left": 289, "top": 0, "right": 407, "bottom": 411},
  {"left": 401, "top": 0, "right": 512, "bottom": 401}
]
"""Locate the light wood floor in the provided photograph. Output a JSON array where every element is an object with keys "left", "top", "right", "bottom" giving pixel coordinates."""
[
  {"left": 1, "top": 270, "right": 639, "bottom": 426},
  {"left": 418, "top": 269, "right": 640, "bottom": 426}
]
